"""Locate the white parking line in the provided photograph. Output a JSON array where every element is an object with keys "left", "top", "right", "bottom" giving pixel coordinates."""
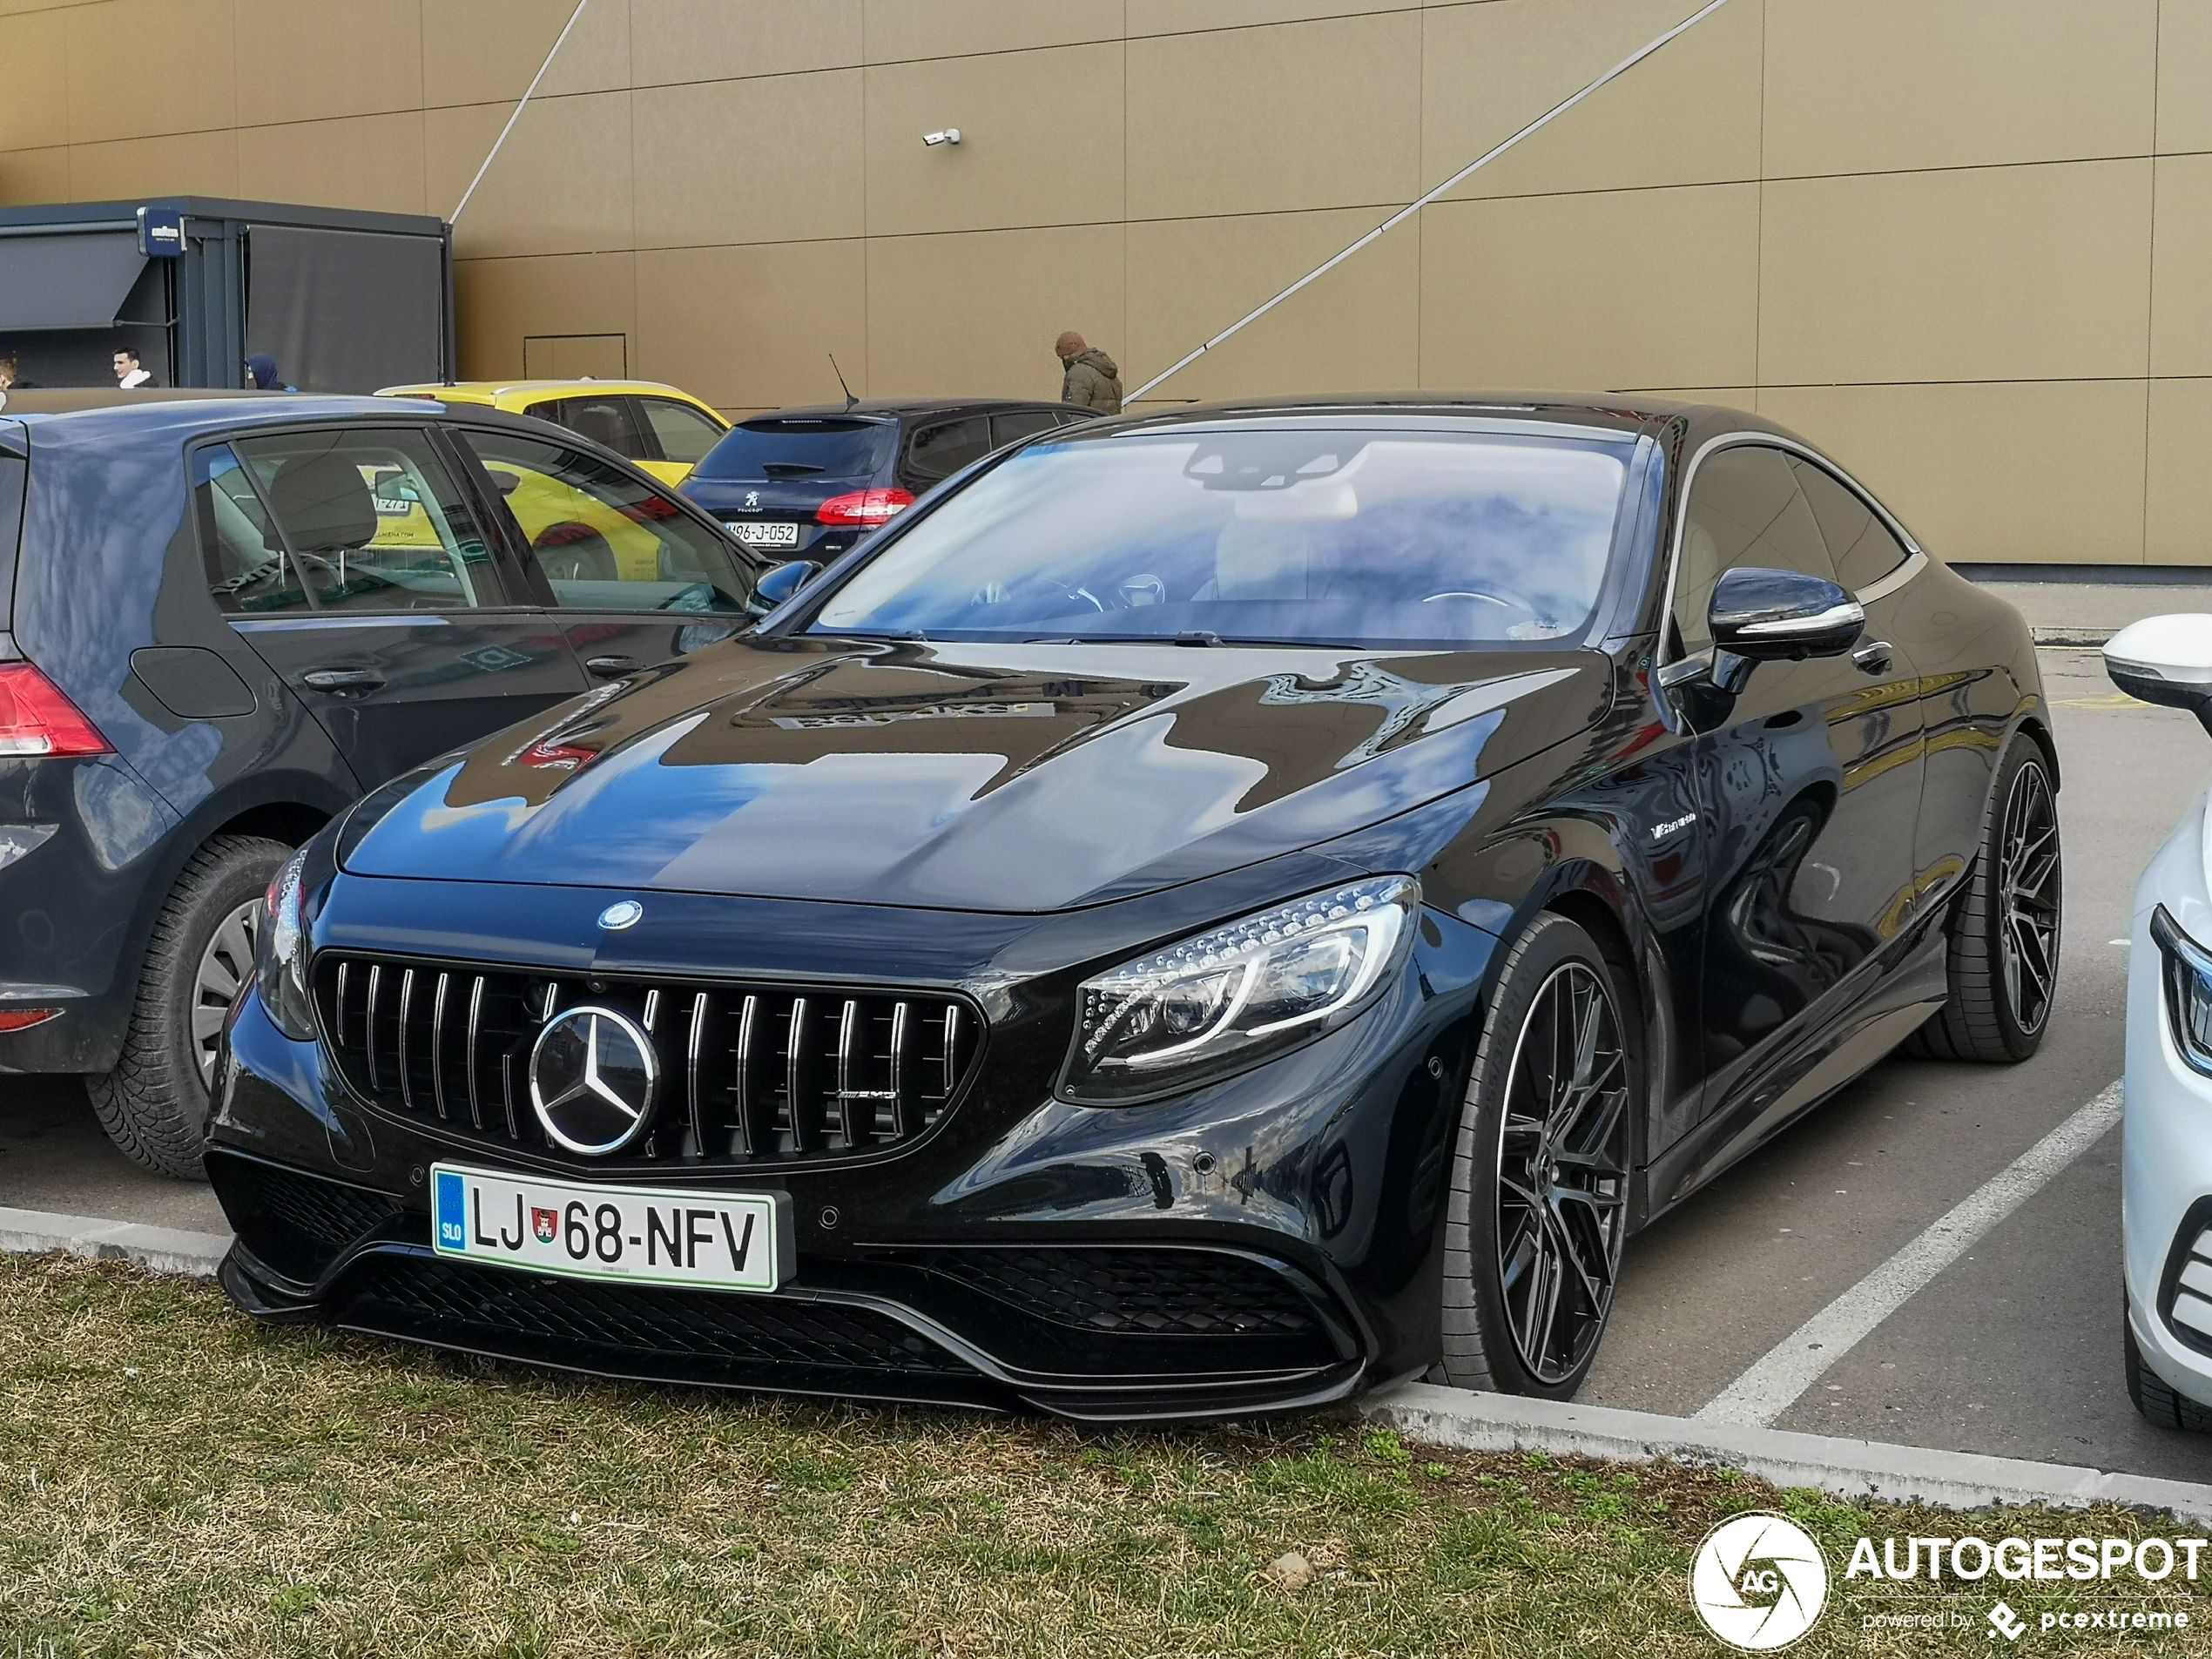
[{"left": 1692, "top": 1081, "right": 2123, "bottom": 1428}]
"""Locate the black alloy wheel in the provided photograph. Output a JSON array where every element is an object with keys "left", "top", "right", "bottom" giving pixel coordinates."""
[
  {"left": 1997, "top": 757, "right": 2061, "bottom": 1038},
  {"left": 1906, "top": 734, "right": 2062, "bottom": 1063},
  {"left": 1438, "top": 912, "right": 1637, "bottom": 1397}
]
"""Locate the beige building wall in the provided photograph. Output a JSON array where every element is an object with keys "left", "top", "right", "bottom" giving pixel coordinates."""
[{"left": 0, "top": 0, "right": 2202, "bottom": 565}]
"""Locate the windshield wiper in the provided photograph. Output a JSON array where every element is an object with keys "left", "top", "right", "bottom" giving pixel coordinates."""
[{"left": 1175, "top": 630, "right": 1225, "bottom": 648}]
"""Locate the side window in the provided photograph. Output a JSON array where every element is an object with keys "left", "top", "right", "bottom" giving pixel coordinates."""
[
  {"left": 196, "top": 443, "right": 309, "bottom": 613},
  {"left": 526, "top": 394, "right": 650, "bottom": 462},
  {"left": 222, "top": 428, "right": 495, "bottom": 614},
  {"left": 1788, "top": 457, "right": 1910, "bottom": 592},
  {"left": 906, "top": 416, "right": 993, "bottom": 483},
  {"left": 1671, "top": 443, "right": 1836, "bottom": 655},
  {"left": 459, "top": 428, "right": 758, "bottom": 615},
  {"left": 636, "top": 397, "right": 726, "bottom": 466},
  {"left": 990, "top": 410, "right": 1061, "bottom": 448}
]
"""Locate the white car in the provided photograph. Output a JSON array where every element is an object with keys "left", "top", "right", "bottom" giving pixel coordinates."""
[{"left": 2109, "top": 614, "right": 2212, "bottom": 1429}]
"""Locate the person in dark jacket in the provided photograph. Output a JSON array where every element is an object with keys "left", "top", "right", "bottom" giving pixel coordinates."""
[
  {"left": 1055, "top": 331, "right": 1122, "bottom": 413},
  {"left": 246, "top": 354, "right": 294, "bottom": 391}
]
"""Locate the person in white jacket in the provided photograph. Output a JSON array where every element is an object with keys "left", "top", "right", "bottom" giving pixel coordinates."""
[{"left": 112, "top": 347, "right": 151, "bottom": 389}]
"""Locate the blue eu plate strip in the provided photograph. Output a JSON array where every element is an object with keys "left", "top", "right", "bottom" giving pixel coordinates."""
[{"left": 435, "top": 1169, "right": 466, "bottom": 1251}]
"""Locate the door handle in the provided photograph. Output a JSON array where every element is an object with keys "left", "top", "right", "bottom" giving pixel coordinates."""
[
  {"left": 301, "top": 667, "right": 386, "bottom": 692},
  {"left": 583, "top": 655, "right": 640, "bottom": 678},
  {"left": 1851, "top": 640, "right": 1893, "bottom": 674}
]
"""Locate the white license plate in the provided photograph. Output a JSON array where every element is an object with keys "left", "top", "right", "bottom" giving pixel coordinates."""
[
  {"left": 431, "top": 1163, "right": 789, "bottom": 1292},
  {"left": 727, "top": 521, "right": 799, "bottom": 548}
]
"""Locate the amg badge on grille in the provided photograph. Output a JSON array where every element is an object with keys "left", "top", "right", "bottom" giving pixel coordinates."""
[{"left": 529, "top": 1007, "right": 659, "bottom": 1156}]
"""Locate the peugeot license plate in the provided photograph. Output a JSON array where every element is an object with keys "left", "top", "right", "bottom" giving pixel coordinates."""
[
  {"left": 726, "top": 521, "right": 799, "bottom": 548},
  {"left": 431, "top": 1163, "right": 789, "bottom": 1292}
]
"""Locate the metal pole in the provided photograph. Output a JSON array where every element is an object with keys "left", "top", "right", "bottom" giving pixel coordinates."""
[
  {"left": 452, "top": 0, "right": 593, "bottom": 222},
  {"left": 1125, "top": 0, "right": 1738, "bottom": 403}
]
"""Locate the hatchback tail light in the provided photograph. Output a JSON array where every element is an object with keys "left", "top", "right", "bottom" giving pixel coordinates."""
[
  {"left": 0, "top": 664, "right": 111, "bottom": 758},
  {"left": 816, "top": 488, "right": 914, "bottom": 528},
  {"left": 0, "top": 1008, "right": 61, "bottom": 1033}
]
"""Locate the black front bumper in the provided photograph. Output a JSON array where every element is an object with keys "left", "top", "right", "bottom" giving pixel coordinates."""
[
  {"left": 209, "top": 1147, "right": 1369, "bottom": 1420},
  {"left": 205, "top": 880, "right": 1497, "bottom": 1421}
]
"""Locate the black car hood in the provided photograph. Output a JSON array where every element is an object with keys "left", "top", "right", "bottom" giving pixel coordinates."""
[{"left": 343, "top": 636, "right": 1611, "bottom": 912}]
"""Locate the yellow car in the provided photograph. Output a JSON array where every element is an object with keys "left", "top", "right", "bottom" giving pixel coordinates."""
[{"left": 374, "top": 378, "right": 729, "bottom": 488}]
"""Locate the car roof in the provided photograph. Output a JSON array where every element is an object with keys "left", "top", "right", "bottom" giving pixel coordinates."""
[
  {"left": 740, "top": 398, "right": 1077, "bottom": 425},
  {"left": 375, "top": 378, "right": 715, "bottom": 406},
  {"left": 1067, "top": 389, "right": 1809, "bottom": 446},
  {"left": 0, "top": 393, "right": 583, "bottom": 454}
]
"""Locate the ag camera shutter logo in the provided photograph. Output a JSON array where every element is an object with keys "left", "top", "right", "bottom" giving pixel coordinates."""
[{"left": 1689, "top": 1511, "right": 1830, "bottom": 1650}]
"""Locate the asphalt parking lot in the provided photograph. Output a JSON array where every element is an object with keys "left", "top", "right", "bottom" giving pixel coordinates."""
[{"left": 3, "top": 645, "right": 2209, "bottom": 1480}]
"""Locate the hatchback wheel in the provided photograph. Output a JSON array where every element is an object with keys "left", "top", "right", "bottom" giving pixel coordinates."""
[
  {"left": 1437, "top": 912, "right": 1637, "bottom": 1397},
  {"left": 1906, "top": 734, "right": 2061, "bottom": 1062},
  {"left": 2125, "top": 1313, "right": 2212, "bottom": 1433},
  {"left": 87, "top": 834, "right": 291, "bottom": 1179}
]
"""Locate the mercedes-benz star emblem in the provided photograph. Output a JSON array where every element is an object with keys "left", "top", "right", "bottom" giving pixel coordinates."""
[
  {"left": 598, "top": 899, "right": 644, "bottom": 931},
  {"left": 529, "top": 1006, "right": 658, "bottom": 1157}
]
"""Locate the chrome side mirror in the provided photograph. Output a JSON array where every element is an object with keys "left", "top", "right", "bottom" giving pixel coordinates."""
[
  {"left": 1708, "top": 566, "right": 1865, "bottom": 662},
  {"left": 2106, "top": 614, "right": 2212, "bottom": 738}
]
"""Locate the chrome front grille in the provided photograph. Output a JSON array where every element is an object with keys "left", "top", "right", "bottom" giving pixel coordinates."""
[{"left": 311, "top": 954, "right": 981, "bottom": 1169}]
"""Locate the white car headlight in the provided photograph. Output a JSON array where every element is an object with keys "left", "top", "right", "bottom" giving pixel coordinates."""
[
  {"left": 256, "top": 847, "right": 316, "bottom": 1041},
  {"left": 1059, "top": 875, "right": 1420, "bottom": 1106},
  {"left": 2154, "top": 905, "right": 2212, "bottom": 1078}
]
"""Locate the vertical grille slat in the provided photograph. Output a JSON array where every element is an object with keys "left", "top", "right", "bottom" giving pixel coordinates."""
[
  {"left": 313, "top": 954, "right": 979, "bottom": 1171},
  {"left": 888, "top": 1000, "right": 913, "bottom": 1139},
  {"left": 732, "top": 994, "right": 760, "bottom": 1158},
  {"left": 363, "top": 963, "right": 383, "bottom": 1093},
  {"left": 465, "top": 975, "right": 487, "bottom": 1131},
  {"left": 429, "top": 971, "right": 452, "bottom": 1121}
]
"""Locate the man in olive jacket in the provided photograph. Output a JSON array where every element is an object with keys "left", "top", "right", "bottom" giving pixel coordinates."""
[{"left": 1055, "top": 331, "right": 1123, "bottom": 413}]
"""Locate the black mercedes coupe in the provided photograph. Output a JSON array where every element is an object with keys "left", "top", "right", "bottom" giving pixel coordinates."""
[{"left": 207, "top": 395, "right": 2061, "bottom": 1419}]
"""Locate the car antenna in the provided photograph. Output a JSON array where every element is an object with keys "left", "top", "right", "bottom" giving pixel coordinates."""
[{"left": 829, "top": 354, "right": 858, "bottom": 413}]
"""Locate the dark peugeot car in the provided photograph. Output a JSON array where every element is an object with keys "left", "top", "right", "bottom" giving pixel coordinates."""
[
  {"left": 0, "top": 390, "right": 762, "bottom": 1177},
  {"left": 680, "top": 399, "right": 1095, "bottom": 565},
  {"left": 209, "top": 395, "right": 2059, "bottom": 1419}
]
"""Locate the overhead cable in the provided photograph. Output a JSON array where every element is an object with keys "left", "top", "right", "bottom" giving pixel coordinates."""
[{"left": 1124, "top": 0, "right": 1739, "bottom": 403}]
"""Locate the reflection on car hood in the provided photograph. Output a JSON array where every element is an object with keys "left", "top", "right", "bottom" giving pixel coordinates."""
[{"left": 342, "top": 636, "right": 1612, "bottom": 912}]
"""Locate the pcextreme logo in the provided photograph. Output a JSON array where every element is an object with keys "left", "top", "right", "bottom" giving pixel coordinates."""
[{"left": 1690, "top": 1512, "right": 1831, "bottom": 1651}]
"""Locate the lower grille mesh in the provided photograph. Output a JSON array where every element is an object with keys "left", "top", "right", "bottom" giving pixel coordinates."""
[
  {"left": 909, "top": 1247, "right": 1326, "bottom": 1338},
  {"left": 333, "top": 1255, "right": 974, "bottom": 1375}
]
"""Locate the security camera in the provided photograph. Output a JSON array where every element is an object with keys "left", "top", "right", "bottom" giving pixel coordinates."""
[{"left": 921, "top": 128, "right": 961, "bottom": 147}]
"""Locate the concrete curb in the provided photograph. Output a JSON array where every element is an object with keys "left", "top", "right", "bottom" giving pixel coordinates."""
[
  {"left": 1357, "top": 1382, "right": 2212, "bottom": 1524},
  {"left": 0, "top": 1204, "right": 232, "bottom": 1279},
  {"left": 2033, "top": 627, "right": 2116, "bottom": 647}
]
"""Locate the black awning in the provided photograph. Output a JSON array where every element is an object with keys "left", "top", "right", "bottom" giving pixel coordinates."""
[{"left": 0, "top": 233, "right": 149, "bottom": 331}]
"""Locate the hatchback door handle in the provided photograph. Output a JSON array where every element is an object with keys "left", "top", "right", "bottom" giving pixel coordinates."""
[
  {"left": 1851, "top": 640, "right": 1893, "bottom": 674},
  {"left": 584, "top": 655, "right": 640, "bottom": 678},
  {"left": 301, "top": 667, "right": 385, "bottom": 692}
]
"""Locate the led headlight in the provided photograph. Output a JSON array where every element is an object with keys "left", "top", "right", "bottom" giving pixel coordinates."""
[
  {"left": 2153, "top": 905, "right": 2212, "bottom": 1079},
  {"left": 256, "top": 846, "right": 317, "bottom": 1041},
  {"left": 1060, "top": 875, "right": 1420, "bottom": 1106}
]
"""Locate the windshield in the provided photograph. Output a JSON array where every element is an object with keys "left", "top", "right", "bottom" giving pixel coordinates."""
[
  {"left": 809, "top": 428, "right": 1633, "bottom": 648},
  {"left": 693, "top": 418, "right": 896, "bottom": 483}
]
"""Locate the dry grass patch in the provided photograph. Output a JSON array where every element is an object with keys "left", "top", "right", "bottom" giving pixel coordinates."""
[{"left": 0, "top": 1254, "right": 2205, "bottom": 1656}]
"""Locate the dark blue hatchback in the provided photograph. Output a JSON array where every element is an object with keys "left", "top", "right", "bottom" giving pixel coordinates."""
[
  {"left": 0, "top": 389, "right": 761, "bottom": 1176},
  {"left": 681, "top": 399, "right": 1092, "bottom": 565}
]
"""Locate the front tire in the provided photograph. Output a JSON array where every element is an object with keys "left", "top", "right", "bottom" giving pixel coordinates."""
[
  {"left": 2126, "top": 1312, "right": 2212, "bottom": 1433},
  {"left": 1437, "top": 912, "right": 1638, "bottom": 1398},
  {"left": 1905, "top": 733, "right": 2061, "bottom": 1063},
  {"left": 86, "top": 834, "right": 291, "bottom": 1180}
]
